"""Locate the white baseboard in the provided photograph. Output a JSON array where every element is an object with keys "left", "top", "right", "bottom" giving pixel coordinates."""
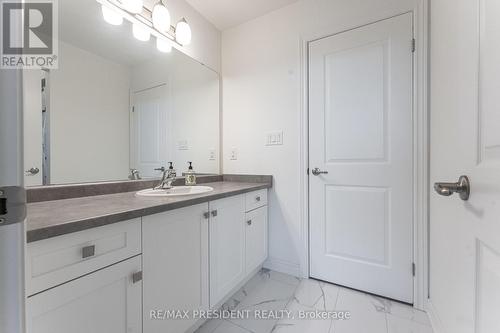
[
  {"left": 263, "top": 257, "right": 301, "bottom": 277},
  {"left": 425, "top": 298, "right": 446, "bottom": 333}
]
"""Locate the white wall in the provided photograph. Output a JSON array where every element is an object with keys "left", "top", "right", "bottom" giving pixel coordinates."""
[
  {"left": 49, "top": 41, "right": 131, "bottom": 184},
  {"left": 143, "top": 0, "right": 221, "bottom": 73},
  {"left": 222, "top": 0, "right": 422, "bottom": 276},
  {"left": 131, "top": 52, "right": 220, "bottom": 175}
]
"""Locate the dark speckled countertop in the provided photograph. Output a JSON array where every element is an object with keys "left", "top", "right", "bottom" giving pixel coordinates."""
[{"left": 27, "top": 181, "right": 271, "bottom": 243}]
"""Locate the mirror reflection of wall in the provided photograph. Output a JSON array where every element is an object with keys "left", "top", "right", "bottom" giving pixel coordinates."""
[{"left": 23, "top": 0, "right": 220, "bottom": 186}]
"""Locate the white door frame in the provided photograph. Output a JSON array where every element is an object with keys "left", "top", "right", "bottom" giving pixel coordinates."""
[{"left": 298, "top": 2, "right": 429, "bottom": 310}]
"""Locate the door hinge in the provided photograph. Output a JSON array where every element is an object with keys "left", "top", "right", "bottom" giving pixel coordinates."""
[
  {"left": 412, "top": 262, "right": 416, "bottom": 276},
  {"left": 411, "top": 38, "right": 416, "bottom": 53},
  {"left": 132, "top": 106, "right": 135, "bottom": 113}
]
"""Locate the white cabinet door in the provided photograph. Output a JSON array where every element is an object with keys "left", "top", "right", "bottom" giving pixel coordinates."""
[
  {"left": 27, "top": 255, "right": 142, "bottom": 333},
  {"left": 245, "top": 206, "right": 268, "bottom": 274},
  {"left": 209, "top": 195, "right": 246, "bottom": 307},
  {"left": 142, "top": 204, "right": 209, "bottom": 333}
]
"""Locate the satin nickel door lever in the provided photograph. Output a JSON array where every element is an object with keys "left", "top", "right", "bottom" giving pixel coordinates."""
[
  {"left": 311, "top": 168, "right": 328, "bottom": 176},
  {"left": 434, "top": 175, "right": 470, "bottom": 201},
  {"left": 25, "top": 167, "right": 39, "bottom": 175}
]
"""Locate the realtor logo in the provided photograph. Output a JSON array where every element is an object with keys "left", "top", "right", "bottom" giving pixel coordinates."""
[{"left": 1, "top": 0, "right": 58, "bottom": 68}]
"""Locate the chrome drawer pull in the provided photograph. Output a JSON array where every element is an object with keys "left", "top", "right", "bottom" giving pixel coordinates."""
[
  {"left": 82, "top": 245, "right": 95, "bottom": 259},
  {"left": 247, "top": 220, "right": 252, "bottom": 226},
  {"left": 132, "top": 271, "right": 143, "bottom": 284}
]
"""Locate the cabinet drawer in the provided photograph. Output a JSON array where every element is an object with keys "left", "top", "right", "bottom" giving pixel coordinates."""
[
  {"left": 245, "top": 189, "right": 267, "bottom": 212},
  {"left": 26, "top": 219, "right": 141, "bottom": 296},
  {"left": 27, "top": 255, "right": 142, "bottom": 333}
]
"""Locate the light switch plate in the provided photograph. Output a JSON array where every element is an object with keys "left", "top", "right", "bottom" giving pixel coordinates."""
[
  {"left": 266, "top": 131, "right": 283, "bottom": 146},
  {"left": 209, "top": 149, "right": 216, "bottom": 160},
  {"left": 177, "top": 140, "right": 189, "bottom": 150},
  {"left": 230, "top": 148, "right": 238, "bottom": 160}
]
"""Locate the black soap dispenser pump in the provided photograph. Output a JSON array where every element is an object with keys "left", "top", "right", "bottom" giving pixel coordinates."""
[{"left": 185, "top": 162, "right": 196, "bottom": 186}]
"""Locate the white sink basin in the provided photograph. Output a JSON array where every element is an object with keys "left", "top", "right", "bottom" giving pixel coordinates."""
[{"left": 136, "top": 186, "right": 214, "bottom": 197}]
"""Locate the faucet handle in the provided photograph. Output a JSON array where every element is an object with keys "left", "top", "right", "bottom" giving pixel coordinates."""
[{"left": 154, "top": 166, "right": 166, "bottom": 172}]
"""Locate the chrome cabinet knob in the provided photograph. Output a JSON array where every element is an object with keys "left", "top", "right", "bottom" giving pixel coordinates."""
[
  {"left": 311, "top": 168, "right": 328, "bottom": 176},
  {"left": 434, "top": 175, "right": 470, "bottom": 201}
]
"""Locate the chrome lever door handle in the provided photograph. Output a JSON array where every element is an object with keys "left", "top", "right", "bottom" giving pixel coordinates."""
[
  {"left": 25, "top": 167, "right": 39, "bottom": 175},
  {"left": 434, "top": 175, "right": 470, "bottom": 201},
  {"left": 311, "top": 168, "right": 328, "bottom": 176}
]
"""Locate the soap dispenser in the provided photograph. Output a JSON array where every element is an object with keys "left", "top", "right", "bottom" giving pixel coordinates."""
[{"left": 185, "top": 162, "right": 196, "bottom": 186}]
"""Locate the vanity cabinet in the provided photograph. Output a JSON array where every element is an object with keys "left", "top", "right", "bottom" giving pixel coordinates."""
[
  {"left": 27, "top": 188, "right": 269, "bottom": 333},
  {"left": 26, "top": 255, "right": 142, "bottom": 333},
  {"left": 142, "top": 203, "right": 209, "bottom": 333},
  {"left": 209, "top": 195, "right": 247, "bottom": 307}
]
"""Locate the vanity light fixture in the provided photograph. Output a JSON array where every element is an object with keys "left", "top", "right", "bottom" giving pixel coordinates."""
[
  {"left": 132, "top": 22, "right": 150, "bottom": 41},
  {"left": 101, "top": 4, "right": 123, "bottom": 25},
  {"left": 121, "top": 0, "right": 143, "bottom": 14},
  {"left": 152, "top": 2, "right": 171, "bottom": 33},
  {"left": 97, "top": 0, "right": 192, "bottom": 51},
  {"left": 156, "top": 38, "right": 172, "bottom": 53},
  {"left": 175, "top": 18, "right": 192, "bottom": 46}
]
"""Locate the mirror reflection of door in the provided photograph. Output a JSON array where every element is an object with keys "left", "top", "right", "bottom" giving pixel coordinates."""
[
  {"left": 23, "top": 70, "right": 44, "bottom": 187},
  {"left": 130, "top": 84, "right": 170, "bottom": 179}
]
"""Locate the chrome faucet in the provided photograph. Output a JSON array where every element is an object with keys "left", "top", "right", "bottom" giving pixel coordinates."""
[
  {"left": 154, "top": 163, "right": 176, "bottom": 189},
  {"left": 128, "top": 169, "right": 141, "bottom": 180}
]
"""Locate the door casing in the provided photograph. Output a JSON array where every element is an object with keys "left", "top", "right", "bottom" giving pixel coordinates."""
[{"left": 298, "top": 3, "right": 429, "bottom": 310}]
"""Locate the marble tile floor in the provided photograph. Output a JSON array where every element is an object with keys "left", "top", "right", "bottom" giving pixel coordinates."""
[{"left": 195, "top": 269, "right": 433, "bottom": 333}]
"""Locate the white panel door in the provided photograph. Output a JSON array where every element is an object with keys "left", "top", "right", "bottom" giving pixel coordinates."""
[
  {"left": 130, "top": 85, "right": 170, "bottom": 178},
  {"left": 23, "top": 70, "right": 44, "bottom": 186},
  {"left": 430, "top": 1, "right": 500, "bottom": 332},
  {"left": 209, "top": 195, "right": 246, "bottom": 307},
  {"left": 309, "top": 13, "right": 414, "bottom": 303},
  {"left": 142, "top": 204, "right": 209, "bottom": 333},
  {"left": 27, "top": 256, "right": 142, "bottom": 333}
]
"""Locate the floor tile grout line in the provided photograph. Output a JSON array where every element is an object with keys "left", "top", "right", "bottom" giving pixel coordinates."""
[
  {"left": 386, "top": 312, "right": 432, "bottom": 327},
  {"left": 225, "top": 318, "right": 259, "bottom": 333}
]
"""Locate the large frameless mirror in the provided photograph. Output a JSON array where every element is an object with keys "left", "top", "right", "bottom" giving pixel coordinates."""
[{"left": 23, "top": 0, "right": 220, "bottom": 186}]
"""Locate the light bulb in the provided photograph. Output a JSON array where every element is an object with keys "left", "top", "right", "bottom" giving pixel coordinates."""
[
  {"left": 175, "top": 18, "right": 191, "bottom": 45},
  {"left": 101, "top": 4, "right": 123, "bottom": 25},
  {"left": 156, "top": 38, "right": 172, "bottom": 53},
  {"left": 122, "top": 0, "right": 143, "bottom": 14},
  {"left": 152, "top": 3, "right": 171, "bottom": 33},
  {"left": 132, "top": 23, "right": 150, "bottom": 41}
]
